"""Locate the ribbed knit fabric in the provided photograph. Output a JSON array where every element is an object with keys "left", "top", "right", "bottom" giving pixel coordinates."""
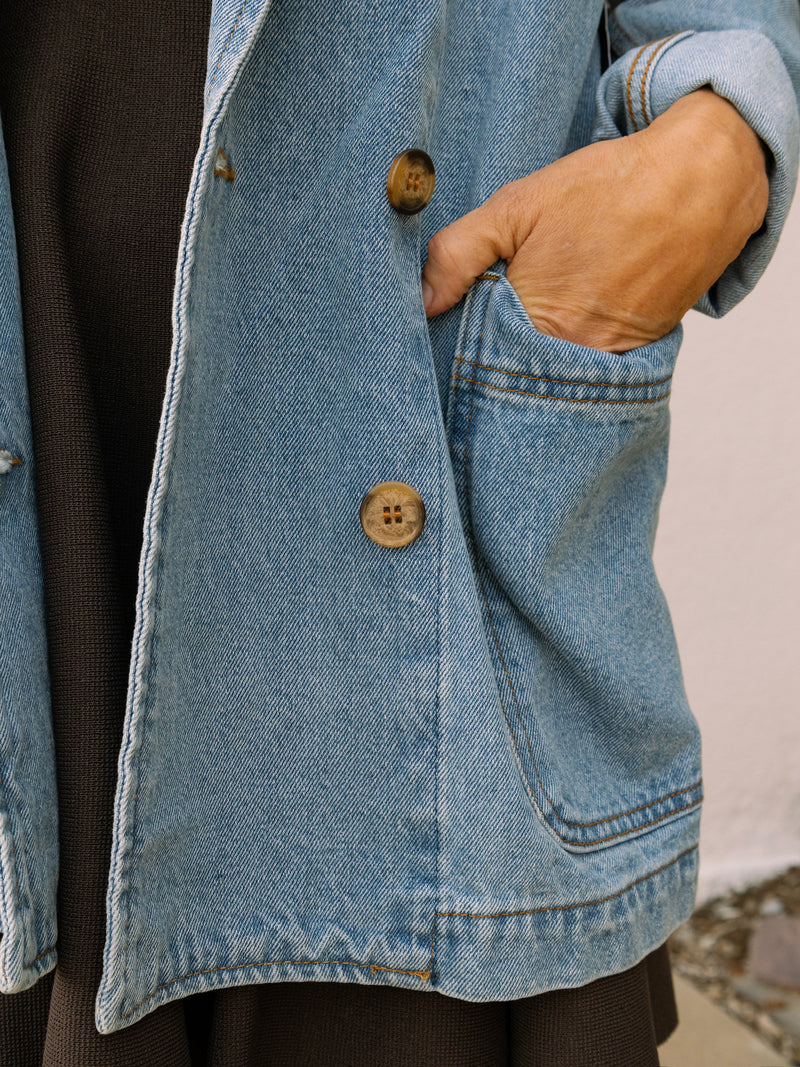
[{"left": 0, "top": 3, "right": 677, "bottom": 1064}]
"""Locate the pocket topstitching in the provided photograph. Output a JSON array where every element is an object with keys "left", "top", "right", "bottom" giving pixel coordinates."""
[{"left": 447, "top": 271, "right": 703, "bottom": 852}]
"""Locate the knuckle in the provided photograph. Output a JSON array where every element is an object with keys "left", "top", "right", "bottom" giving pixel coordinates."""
[
  {"left": 426, "top": 227, "right": 462, "bottom": 277},
  {"left": 487, "top": 180, "right": 533, "bottom": 253},
  {"left": 496, "top": 177, "right": 526, "bottom": 213},
  {"left": 425, "top": 227, "right": 448, "bottom": 259}
]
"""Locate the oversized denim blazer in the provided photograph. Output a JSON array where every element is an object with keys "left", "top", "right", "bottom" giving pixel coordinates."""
[{"left": 0, "top": 0, "right": 798, "bottom": 1036}]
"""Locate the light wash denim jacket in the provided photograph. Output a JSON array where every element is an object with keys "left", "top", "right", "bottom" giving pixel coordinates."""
[{"left": 0, "top": 0, "right": 798, "bottom": 1036}]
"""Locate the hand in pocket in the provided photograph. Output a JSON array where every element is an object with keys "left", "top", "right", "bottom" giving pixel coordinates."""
[{"left": 422, "top": 88, "right": 768, "bottom": 353}]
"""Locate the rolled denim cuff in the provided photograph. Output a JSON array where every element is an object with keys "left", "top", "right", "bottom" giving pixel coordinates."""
[{"left": 593, "top": 29, "right": 800, "bottom": 317}]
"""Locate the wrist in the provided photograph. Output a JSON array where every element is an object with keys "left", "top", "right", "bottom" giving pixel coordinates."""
[{"left": 646, "top": 87, "right": 769, "bottom": 240}]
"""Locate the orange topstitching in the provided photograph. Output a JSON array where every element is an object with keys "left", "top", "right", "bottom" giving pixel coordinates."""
[
  {"left": 117, "top": 844, "right": 698, "bottom": 1022},
  {"left": 453, "top": 275, "right": 701, "bottom": 841}
]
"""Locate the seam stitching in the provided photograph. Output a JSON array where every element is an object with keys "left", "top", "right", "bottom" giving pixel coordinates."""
[
  {"left": 111, "top": 0, "right": 274, "bottom": 1025},
  {"left": 457, "top": 277, "right": 701, "bottom": 841},
  {"left": 437, "top": 845, "right": 698, "bottom": 919},
  {"left": 461, "top": 278, "right": 562, "bottom": 833},
  {"left": 120, "top": 22, "right": 242, "bottom": 1012},
  {"left": 30, "top": 945, "right": 56, "bottom": 963},
  {"left": 123, "top": 413, "right": 177, "bottom": 1002},
  {"left": 427, "top": 914, "right": 439, "bottom": 981},
  {"left": 0, "top": 682, "right": 30, "bottom": 979},
  {"left": 640, "top": 34, "right": 682, "bottom": 126},
  {"left": 0, "top": 776, "right": 24, "bottom": 979},
  {"left": 118, "top": 846, "right": 696, "bottom": 1022},
  {"left": 0, "top": 594, "right": 40, "bottom": 977},
  {"left": 121, "top": 956, "right": 432, "bottom": 1020},
  {"left": 454, "top": 375, "right": 671, "bottom": 406},
  {"left": 430, "top": 219, "right": 448, "bottom": 990},
  {"left": 208, "top": 0, "right": 251, "bottom": 90},
  {"left": 456, "top": 358, "right": 673, "bottom": 391},
  {"left": 468, "top": 273, "right": 674, "bottom": 393},
  {"left": 625, "top": 43, "right": 651, "bottom": 131}
]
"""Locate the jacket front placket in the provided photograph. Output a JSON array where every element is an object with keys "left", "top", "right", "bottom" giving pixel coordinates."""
[
  {"left": 95, "top": 0, "right": 283, "bottom": 1033},
  {"left": 0, "top": 115, "right": 59, "bottom": 999},
  {"left": 95, "top": 0, "right": 457, "bottom": 1031}
]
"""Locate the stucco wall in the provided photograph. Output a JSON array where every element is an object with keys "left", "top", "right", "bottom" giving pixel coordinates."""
[{"left": 654, "top": 193, "right": 800, "bottom": 902}]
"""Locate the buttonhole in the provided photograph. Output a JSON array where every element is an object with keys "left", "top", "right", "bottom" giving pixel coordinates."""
[
  {"left": 214, "top": 147, "right": 236, "bottom": 181},
  {"left": 0, "top": 449, "right": 22, "bottom": 474}
]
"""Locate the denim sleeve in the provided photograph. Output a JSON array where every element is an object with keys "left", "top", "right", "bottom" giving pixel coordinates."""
[{"left": 593, "top": 1, "right": 800, "bottom": 317}]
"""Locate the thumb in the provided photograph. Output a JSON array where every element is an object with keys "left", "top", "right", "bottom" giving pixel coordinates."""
[{"left": 421, "top": 188, "right": 523, "bottom": 317}]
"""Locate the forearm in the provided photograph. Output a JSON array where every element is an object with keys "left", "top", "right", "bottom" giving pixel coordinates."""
[{"left": 643, "top": 86, "right": 770, "bottom": 279}]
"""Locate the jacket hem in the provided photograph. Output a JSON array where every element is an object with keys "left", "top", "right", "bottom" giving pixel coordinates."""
[
  {"left": 93, "top": 838, "right": 697, "bottom": 1033},
  {"left": 0, "top": 942, "right": 57, "bottom": 996}
]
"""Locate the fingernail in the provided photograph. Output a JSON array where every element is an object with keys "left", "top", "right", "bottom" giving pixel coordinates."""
[{"left": 422, "top": 278, "right": 434, "bottom": 314}]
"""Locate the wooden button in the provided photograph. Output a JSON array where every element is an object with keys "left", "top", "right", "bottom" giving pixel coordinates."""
[
  {"left": 360, "top": 481, "right": 426, "bottom": 548},
  {"left": 386, "top": 149, "right": 435, "bottom": 214}
]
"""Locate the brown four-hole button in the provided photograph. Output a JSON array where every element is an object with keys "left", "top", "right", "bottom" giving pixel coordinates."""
[
  {"left": 386, "top": 149, "right": 436, "bottom": 214},
  {"left": 360, "top": 481, "right": 426, "bottom": 548}
]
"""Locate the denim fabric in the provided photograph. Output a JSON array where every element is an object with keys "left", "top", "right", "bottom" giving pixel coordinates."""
[
  {"left": 0, "top": 0, "right": 798, "bottom": 1036},
  {"left": 0, "top": 118, "right": 58, "bottom": 993}
]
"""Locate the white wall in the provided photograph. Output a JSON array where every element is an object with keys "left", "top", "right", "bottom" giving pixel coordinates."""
[{"left": 654, "top": 194, "right": 800, "bottom": 902}]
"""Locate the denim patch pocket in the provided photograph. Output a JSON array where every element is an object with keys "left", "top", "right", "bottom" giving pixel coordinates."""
[{"left": 447, "top": 271, "right": 703, "bottom": 852}]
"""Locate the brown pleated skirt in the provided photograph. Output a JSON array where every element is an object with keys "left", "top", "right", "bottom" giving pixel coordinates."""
[{"left": 0, "top": 3, "right": 677, "bottom": 1064}]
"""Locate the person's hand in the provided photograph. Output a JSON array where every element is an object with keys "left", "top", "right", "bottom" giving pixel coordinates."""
[{"left": 421, "top": 88, "right": 769, "bottom": 352}]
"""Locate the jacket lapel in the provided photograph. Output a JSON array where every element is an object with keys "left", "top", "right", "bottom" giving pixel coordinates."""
[{"left": 204, "top": 0, "right": 275, "bottom": 111}]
